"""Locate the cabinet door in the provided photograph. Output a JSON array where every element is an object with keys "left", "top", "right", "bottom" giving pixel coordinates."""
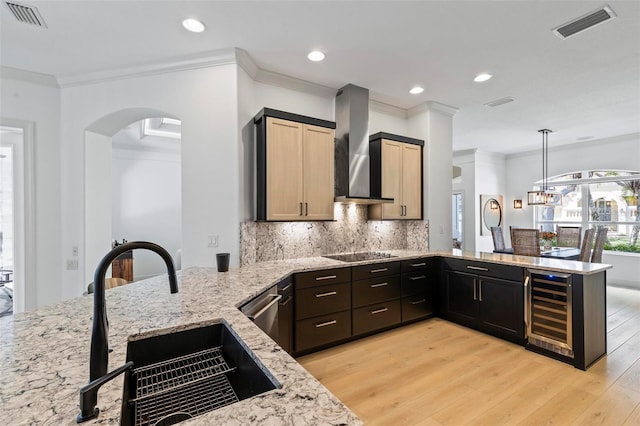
[
  {"left": 303, "top": 124, "right": 334, "bottom": 220},
  {"left": 478, "top": 277, "right": 524, "bottom": 343},
  {"left": 381, "top": 139, "right": 403, "bottom": 219},
  {"left": 444, "top": 271, "right": 477, "bottom": 324},
  {"left": 402, "top": 144, "right": 422, "bottom": 219},
  {"left": 266, "top": 117, "right": 303, "bottom": 220}
]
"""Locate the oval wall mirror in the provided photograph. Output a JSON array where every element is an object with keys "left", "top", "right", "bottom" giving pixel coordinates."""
[{"left": 483, "top": 198, "right": 502, "bottom": 229}]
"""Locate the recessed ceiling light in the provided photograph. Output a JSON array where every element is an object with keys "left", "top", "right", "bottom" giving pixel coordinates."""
[
  {"left": 307, "top": 50, "right": 325, "bottom": 61},
  {"left": 474, "top": 73, "right": 493, "bottom": 82},
  {"left": 182, "top": 18, "right": 206, "bottom": 33},
  {"left": 409, "top": 86, "right": 424, "bottom": 95}
]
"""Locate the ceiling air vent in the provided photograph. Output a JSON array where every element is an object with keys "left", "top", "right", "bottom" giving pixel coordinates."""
[
  {"left": 4, "top": 1, "right": 47, "bottom": 28},
  {"left": 553, "top": 5, "right": 616, "bottom": 40},
  {"left": 484, "top": 97, "right": 515, "bottom": 108}
]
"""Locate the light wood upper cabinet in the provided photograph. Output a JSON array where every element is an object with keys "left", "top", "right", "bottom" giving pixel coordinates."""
[
  {"left": 255, "top": 109, "right": 335, "bottom": 221},
  {"left": 369, "top": 133, "right": 423, "bottom": 220}
]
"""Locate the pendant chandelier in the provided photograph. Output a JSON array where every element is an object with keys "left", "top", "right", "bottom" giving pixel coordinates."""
[{"left": 527, "top": 129, "right": 562, "bottom": 206}]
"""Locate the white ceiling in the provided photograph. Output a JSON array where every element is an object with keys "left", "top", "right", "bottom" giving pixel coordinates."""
[{"left": 1, "top": 0, "right": 639, "bottom": 154}]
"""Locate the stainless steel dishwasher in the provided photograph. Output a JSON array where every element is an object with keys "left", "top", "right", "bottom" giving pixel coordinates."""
[{"left": 241, "top": 286, "right": 282, "bottom": 343}]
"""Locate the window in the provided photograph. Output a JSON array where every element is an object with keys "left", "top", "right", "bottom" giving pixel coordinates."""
[{"left": 534, "top": 170, "right": 640, "bottom": 253}]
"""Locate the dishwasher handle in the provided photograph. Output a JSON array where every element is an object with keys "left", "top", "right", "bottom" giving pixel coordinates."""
[{"left": 247, "top": 294, "right": 282, "bottom": 320}]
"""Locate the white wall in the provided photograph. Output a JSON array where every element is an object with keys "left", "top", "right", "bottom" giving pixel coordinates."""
[
  {"left": 112, "top": 147, "right": 181, "bottom": 280},
  {"left": 453, "top": 151, "right": 476, "bottom": 251},
  {"left": 369, "top": 103, "right": 408, "bottom": 136},
  {"left": 84, "top": 131, "right": 112, "bottom": 285},
  {"left": 408, "top": 104, "right": 455, "bottom": 251},
  {"left": 0, "top": 76, "right": 61, "bottom": 310},
  {"left": 60, "top": 65, "right": 240, "bottom": 297},
  {"left": 474, "top": 151, "right": 507, "bottom": 253}
]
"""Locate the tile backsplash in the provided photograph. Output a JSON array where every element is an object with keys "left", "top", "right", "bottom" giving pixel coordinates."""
[{"left": 240, "top": 204, "right": 428, "bottom": 265}]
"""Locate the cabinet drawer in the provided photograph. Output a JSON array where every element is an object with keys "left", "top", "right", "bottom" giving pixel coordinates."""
[
  {"left": 295, "top": 282, "right": 350, "bottom": 320},
  {"left": 295, "top": 267, "right": 351, "bottom": 290},
  {"left": 401, "top": 295, "right": 435, "bottom": 322},
  {"left": 295, "top": 310, "right": 351, "bottom": 352},
  {"left": 401, "top": 257, "right": 434, "bottom": 273},
  {"left": 352, "top": 261, "right": 400, "bottom": 281},
  {"left": 401, "top": 271, "right": 433, "bottom": 297},
  {"left": 443, "top": 258, "right": 523, "bottom": 282},
  {"left": 352, "top": 275, "right": 401, "bottom": 308},
  {"left": 353, "top": 300, "right": 401, "bottom": 336}
]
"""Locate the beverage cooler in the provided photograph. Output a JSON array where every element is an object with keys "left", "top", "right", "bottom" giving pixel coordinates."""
[{"left": 525, "top": 269, "right": 573, "bottom": 359}]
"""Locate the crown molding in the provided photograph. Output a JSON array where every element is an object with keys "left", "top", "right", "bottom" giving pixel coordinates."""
[
  {"left": 56, "top": 48, "right": 238, "bottom": 88},
  {"left": 369, "top": 99, "right": 407, "bottom": 119},
  {"left": 408, "top": 100, "right": 459, "bottom": 118},
  {"left": 235, "top": 48, "right": 259, "bottom": 79},
  {"left": 0, "top": 66, "right": 59, "bottom": 88},
  {"left": 253, "top": 68, "right": 336, "bottom": 99}
]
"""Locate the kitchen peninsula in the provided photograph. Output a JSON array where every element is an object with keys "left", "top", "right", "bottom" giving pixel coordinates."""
[{"left": 0, "top": 250, "right": 609, "bottom": 425}]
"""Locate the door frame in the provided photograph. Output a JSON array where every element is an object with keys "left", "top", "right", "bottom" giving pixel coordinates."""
[{"left": 0, "top": 118, "right": 36, "bottom": 313}]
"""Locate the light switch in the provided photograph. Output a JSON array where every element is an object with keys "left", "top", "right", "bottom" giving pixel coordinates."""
[{"left": 208, "top": 235, "right": 219, "bottom": 247}]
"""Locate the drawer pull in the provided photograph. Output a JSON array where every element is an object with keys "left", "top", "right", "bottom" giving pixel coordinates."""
[
  {"left": 411, "top": 262, "right": 427, "bottom": 267},
  {"left": 410, "top": 298, "right": 427, "bottom": 305},
  {"left": 370, "top": 282, "right": 388, "bottom": 288},
  {"left": 315, "top": 320, "right": 337, "bottom": 328},
  {"left": 467, "top": 265, "right": 489, "bottom": 271},
  {"left": 409, "top": 275, "right": 427, "bottom": 281},
  {"left": 315, "top": 275, "right": 337, "bottom": 281},
  {"left": 280, "top": 283, "right": 293, "bottom": 292},
  {"left": 371, "top": 307, "right": 389, "bottom": 315},
  {"left": 315, "top": 291, "right": 337, "bottom": 298},
  {"left": 370, "top": 268, "right": 388, "bottom": 273}
]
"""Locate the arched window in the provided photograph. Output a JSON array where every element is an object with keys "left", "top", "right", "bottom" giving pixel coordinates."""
[{"left": 533, "top": 170, "right": 640, "bottom": 253}]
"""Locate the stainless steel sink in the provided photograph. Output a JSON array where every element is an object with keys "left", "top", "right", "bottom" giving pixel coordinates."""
[{"left": 120, "top": 320, "right": 280, "bottom": 426}]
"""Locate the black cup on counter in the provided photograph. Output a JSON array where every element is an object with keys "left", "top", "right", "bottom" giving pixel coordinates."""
[{"left": 216, "top": 253, "right": 230, "bottom": 272}]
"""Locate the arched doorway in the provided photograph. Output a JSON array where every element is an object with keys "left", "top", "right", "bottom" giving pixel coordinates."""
[{"left": 84, "top": 108, "right": 181, "bottom": 287}]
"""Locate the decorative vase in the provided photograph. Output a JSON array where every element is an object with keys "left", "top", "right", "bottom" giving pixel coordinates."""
[{"left": 542, "top": 239, "right": 552, "bottom": 251}]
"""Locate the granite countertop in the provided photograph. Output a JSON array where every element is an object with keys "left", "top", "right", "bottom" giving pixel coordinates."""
[{"left": 0, "top": 249, "right": 610, "bottom": 425}]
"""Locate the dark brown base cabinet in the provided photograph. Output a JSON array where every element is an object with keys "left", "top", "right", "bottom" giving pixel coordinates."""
[
  {"left": 441, "top": 259, "right": 525, "bottom": 345},
  {"left": 243, "top": 256, "right": 604, "bottom": 370}
]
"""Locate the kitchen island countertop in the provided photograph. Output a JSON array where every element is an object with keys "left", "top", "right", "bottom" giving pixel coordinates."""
[{"left": 0, "top": 249, "right": 610, "bottom": 425}]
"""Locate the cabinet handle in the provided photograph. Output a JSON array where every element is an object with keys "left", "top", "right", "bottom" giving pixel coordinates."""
[
  {"left": 411, "top": 262, "right": 427, "bottom": 267},
  {"left": 280, "top": 295, "right": 293, "bottom": 306},
  {"left": 315, "top": 275, "right": 337, "bottom": 281},
  {"left": 411, "top": 298, "right": 427, "bottom": 305},
  {"left": 315, "top": 320, "right": 337, "bottom": 328},
  {"left": 402, "top": 205, "right": 406, "bottom": 216},
  {"left": 409, "top": 275, "right": 427, "bottom": 281},
  {"left": 370, "top": 282, "right": 388, "bottom": 288},
  {"left": 473, "top": 278, "right": 477, "bottom": 301},
  {"left": 305, "top": 202, "right": 308, "bottom": 216},
  {"left": 280, "top": 283, "right": 292, "bottom": 293},
  {"left": 315, "top": 291, "right": 337, "bottom": 298},
  {"left": 299, "top": 202, "right": 304, "bottom": 216},
  {"left": 370, "top": 268, "right": 388, "bottom": 273},
  {"left": 371, "top": 307, "right": 389, "bottom": 315},
  {"left": 479, "top": 281, "right": 483, "bottom": 302},
  {"left": 524, "top": 276, "right": 530, "bottom": 329},
  {"left": 467, "top": 266, "right": 489, "bottom": 271}
]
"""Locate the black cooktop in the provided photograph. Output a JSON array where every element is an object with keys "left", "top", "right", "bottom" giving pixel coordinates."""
[{"left": 322, "top": 252, "right": 397, "bottom": 263}]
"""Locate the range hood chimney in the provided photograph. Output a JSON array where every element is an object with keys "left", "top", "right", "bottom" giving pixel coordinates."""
[{"left": 334, "top": 84, "right": 393, "bottom": 204}]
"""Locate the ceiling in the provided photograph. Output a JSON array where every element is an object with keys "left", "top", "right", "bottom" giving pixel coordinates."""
[{"left": 1, "top": 1, "right": 639, "bottom": 154}]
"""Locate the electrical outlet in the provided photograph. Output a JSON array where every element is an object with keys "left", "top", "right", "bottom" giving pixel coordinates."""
[
  {"left": 66, "top": 259, "right": 79, "bottom": 270},
  {"left": 72, "top": 246, "right": 78, "bottom": 256},
  {"left": 208, "top": 235, "right": 219, "bottom": 247}
]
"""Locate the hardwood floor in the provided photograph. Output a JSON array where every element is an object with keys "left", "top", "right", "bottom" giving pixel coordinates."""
[{"left": 298, "top": 285, "right": 640, "bottom": 425}]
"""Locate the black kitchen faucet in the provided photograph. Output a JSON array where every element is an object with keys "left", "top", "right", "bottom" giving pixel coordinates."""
[{"left": 77, "top": 241, "right": 178, "bottom": 423}]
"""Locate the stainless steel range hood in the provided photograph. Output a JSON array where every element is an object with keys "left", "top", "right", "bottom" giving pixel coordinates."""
[{"left": 334, "top": 84, "right": 394, "bottom": 205}]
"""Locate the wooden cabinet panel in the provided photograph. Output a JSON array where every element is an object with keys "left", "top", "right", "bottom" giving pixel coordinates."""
[
  {"left": 444, "top": 271, "right": 478, "bottom": 324},
  {"left": 351, "top": 261, "right": 401, "bottom": 281},
  {"left": 352, "top": 275, "right": 401, "bottom": 308},
  {"left": 369, "top": 135, "right": 423, "bottom": 220},
  {"left": 353, "top": 300, "right": 401, "bottom": 336},
  {"left": 266, "top": 117, "right": 303, "bottom": 221},
  {"left": 302, "top": 124, "right": 334, "bottom": 220},
  {"left": 401, "top": 295, "right": 435, "bottom": 322},
  {"left": 381, "top": 140, "right": 403, "bottom": 219},
  {"left": 256, "top": 110, "right": 335, "bottom": 222},
  {"left": 295, "top": 310, "right": 351, "bottom": 353},
  {"left": 295, "top": 282, "right": 351, "bottom": 320},
  {"left": 402, "top": 144, "right": 422, "bottom": 219},
  {"left": 295, "top": 267, "right": 350, "bottom": 289},
  {"left": 478, "top": 277, "right": 524, "bottom": 340}
]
